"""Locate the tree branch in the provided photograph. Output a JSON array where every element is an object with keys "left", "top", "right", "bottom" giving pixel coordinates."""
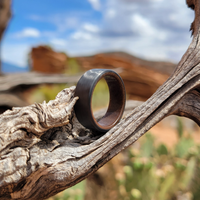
[
  {"left": 0, "top": 0, "right": 11, "bottom": 41},
  {"left": 0, "top": 72, "right": 81, "bottom": 112}
]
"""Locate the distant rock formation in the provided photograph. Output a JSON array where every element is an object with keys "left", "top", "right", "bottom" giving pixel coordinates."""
[
  {"left": 31, "top": 46, "right": 67, "bottom": 74},
  {"left": 76, "top": 52, "right": 176, "bottom": 100},
  {"left": 30, "top": 45, "right": 176, "bottom": 100}
]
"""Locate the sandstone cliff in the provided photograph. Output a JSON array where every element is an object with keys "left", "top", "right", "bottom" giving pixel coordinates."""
[
  {"left": 76, "top": 52, "right": 176, "bottom": 100},
  {"left": 30, "top": 46, "right": 176, "bottom": 100},
  {"left": 31, "top": 46, "right": 67, "bottom": 74}
]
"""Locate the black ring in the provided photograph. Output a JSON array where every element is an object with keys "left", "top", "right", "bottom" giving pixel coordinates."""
[{"left": 74, "top": 69, "right": 126, "bottom": 132}]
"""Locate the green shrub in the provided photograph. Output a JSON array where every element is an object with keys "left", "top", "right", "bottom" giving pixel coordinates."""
[
  {"left": 49, "top": 181, "right": 86, "bottom": 200},
  {"left": 117, "top": 119, "right": 200, "bottom": 200}
]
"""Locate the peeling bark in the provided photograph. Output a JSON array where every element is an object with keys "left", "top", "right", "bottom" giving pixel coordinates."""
[{"left": 1, "top": 1, "right": 200, "bottom": 200}]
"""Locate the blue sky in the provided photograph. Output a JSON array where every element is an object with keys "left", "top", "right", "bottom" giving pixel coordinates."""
[{"left": 1, "top": 0, "right": 194, "bottom": 67}]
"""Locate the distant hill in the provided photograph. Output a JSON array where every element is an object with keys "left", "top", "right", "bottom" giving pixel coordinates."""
[
  {"left": 1, "top": 62, "right": 29, "bottom": 73},
  {"left": 75, "top": 51, "right": 177, "bottom": 100},
  {"left": 76, "top": 51, "right": 176, "bottom": 75}
]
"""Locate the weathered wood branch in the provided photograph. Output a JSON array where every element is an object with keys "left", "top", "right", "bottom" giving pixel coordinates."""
[
  {"left": 0, "top": 72, "right": 81, "bottom": 112},
  {"left": 1, "top": 1, "right": 200, "bottom": 199},
  {"left": 0, "top": 89, "right": 142, "bottom": 200},
  {"left": 0, "top": 72, "right": 81, "bottom": 92}
]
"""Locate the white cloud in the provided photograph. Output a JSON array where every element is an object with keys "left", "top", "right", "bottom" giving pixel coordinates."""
[
  {"left": 131, "top": 14, "right": 156, "bottom": 36},
  {"left": 70, "top": 23, "right": 99, "bottom": 41},
  {"left": 14, "top": 28, "right": 41, "bottom": 38},
  {"left": 71, "top": 31, "right": 92, "bottom": 40},
  {"left": 1, "top": 43, "right": 31, "bottom": 67},
  {"left": 83, "top": 23, "right": 99, "bottom": 32},
  {"left": 88, "top": 0, "right": 101, "bottom": 10},
  {"left": 41, "top": 0, "right": 194, "bottom": 62},
  {"left": 30, "top": 13, "right": 83, "bottom": 33},
  {"left": 2, "top": 0, "right": 195, "bottom": 67},
  {"left": 106, "top": 9, "right": 116, "bottom": 18},
  {"left": 94, "top": 0, "right": 194, "bottom": 62},
  {"left": 50, "top": 39, "right": 66, "bottom": 46}
]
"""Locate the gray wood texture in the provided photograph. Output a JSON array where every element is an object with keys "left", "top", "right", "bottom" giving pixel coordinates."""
[
  {"left": 0, "top": 72, "right": 81, "bottom": 112},
  {"left": 0, "top": 72, "right": 81, "bottom": 92},
  {"left": 0, "top": 1, "right": 199, "bottom": 199}
]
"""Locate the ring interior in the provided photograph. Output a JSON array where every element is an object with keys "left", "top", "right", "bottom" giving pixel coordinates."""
[{"left": 92, "top": 74, "right": 125, "bottom": 130}]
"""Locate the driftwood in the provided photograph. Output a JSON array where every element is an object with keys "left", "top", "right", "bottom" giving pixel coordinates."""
[
  {"left": 0, "top": 72, "right": 81, "bottom": 92},
  {"left": 0, "top": 0, "right": 200, "bottom": 199},
  {"left": 0, "top": 72, "right": 81, "bottom": 112}
]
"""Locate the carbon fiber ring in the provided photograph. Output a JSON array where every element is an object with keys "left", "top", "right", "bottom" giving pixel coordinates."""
[{"left": 74, "top": 69, "right": 126, "bottom": 132}]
